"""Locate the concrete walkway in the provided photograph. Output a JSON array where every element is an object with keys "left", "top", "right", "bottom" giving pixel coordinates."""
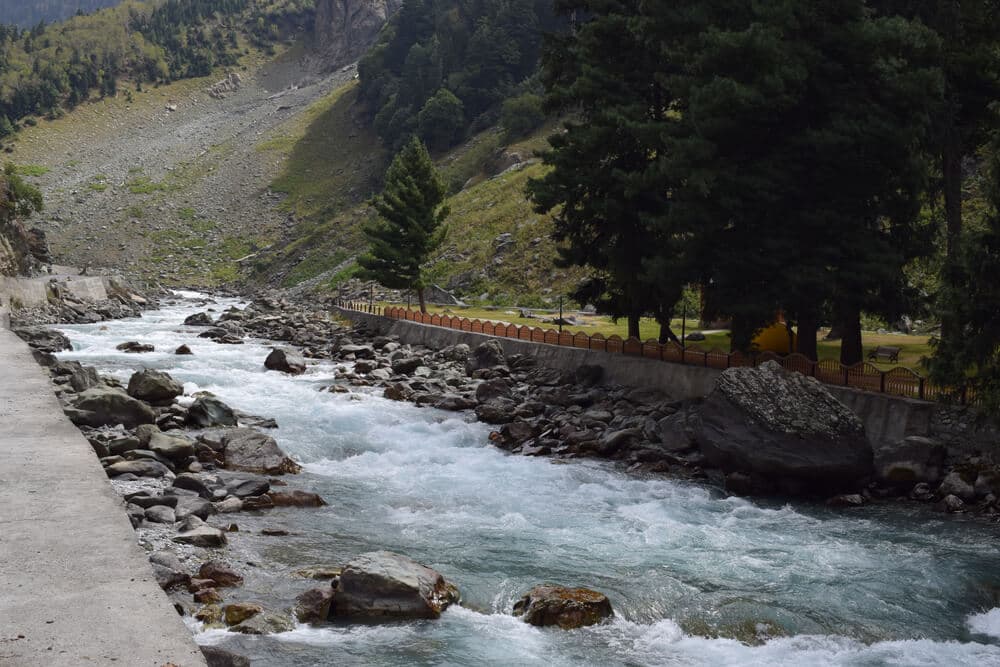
[{"left": 0, "top": 329, "right": 205, "bottom": 666}]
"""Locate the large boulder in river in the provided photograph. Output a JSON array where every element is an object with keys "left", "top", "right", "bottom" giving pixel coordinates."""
[
  {"left": 184, "top": 311, "right": 215, "bottom": 326},
  {"left": 330, "top": 551, "right": 459, "bottom": 619},
  {"left": 187, "top": 396, "right": 237, "bottom": 428},
  {"left": 68, "top": 386, "right": 156, "bottom": 428},
  {"left": 513, "top": 585, "right": 613, "bottom": 629},
  {"left": 264, "top": 348, "right": 306, "bottom": 375},
  {"left": 694, "top": 361, "right": 873, "bottom": 494},
  {"left": 221, "top": 428, "right": 301, "bottom": 475},
  {"left": 127, "top": 368, "right": 183, "bottom": 405}
]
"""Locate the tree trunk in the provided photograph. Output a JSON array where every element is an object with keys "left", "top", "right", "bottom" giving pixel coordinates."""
[
  {"left": 796, "top": 312, "right": 819, "bottom": 361},
  {"left": 417, "top": 287, "right": 427, "bottom": 314},
  {"left": 941, "top": 137, "right": 963, "bottom": 347},
  {"left": 658, "top": 320, "right": 680, "bottom": 345},
  {"left": 839, "top": 306, "right": 863, "bottom": 366},
  {"left": 730, "top": 314, "right": 755, "bottom": 353},
  {"left": 627, "top": 313, "right": 641, "bottom": 340}
]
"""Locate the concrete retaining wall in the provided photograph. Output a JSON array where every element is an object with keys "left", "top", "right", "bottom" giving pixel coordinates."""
[
  {"left": 0, "top": 274, "right": 108, "bottom": 309},
  {"left": 0, "top": 329, "right": 206, "bottom": 666},
  {"left": 341, "top": 309, "right": 998, "bottom": 453}
]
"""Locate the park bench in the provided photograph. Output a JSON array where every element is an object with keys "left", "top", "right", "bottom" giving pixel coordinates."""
[{"left": 867, "top": 345, "right": 901, "bottom": 364}]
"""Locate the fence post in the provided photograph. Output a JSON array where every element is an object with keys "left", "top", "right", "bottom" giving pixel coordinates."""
[
  {"left": 919, "top": 377, "right": 925, "bottom": 401},
  {"left": 880, "top": 371, "right": 885, "bottom": 394},
  {"left": 843, "top": 366, "right": 849, "bottom": 386},
  {"left": 960, "top": 385, "right": 968, "bottom": 406}
]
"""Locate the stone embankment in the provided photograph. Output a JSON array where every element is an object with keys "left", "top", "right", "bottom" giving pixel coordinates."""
[{"left": 318, "top": 302, "right": 1000, "bottom": 513}]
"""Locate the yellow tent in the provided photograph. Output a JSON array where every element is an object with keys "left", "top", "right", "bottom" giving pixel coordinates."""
[{"left": 753, "top": 321, "right": 796, "bottom": 354}]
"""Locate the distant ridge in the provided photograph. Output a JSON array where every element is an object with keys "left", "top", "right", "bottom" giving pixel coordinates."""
[{"left": 0, "top": 0, "right": 122, "bottom": 27}]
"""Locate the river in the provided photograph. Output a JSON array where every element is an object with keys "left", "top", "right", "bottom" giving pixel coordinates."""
[{"left": 56, "top": 292, "right": 1000, "bottom": 666}]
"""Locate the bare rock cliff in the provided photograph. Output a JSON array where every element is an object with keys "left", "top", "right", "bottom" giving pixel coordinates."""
[{"left": 314, "top": 0, "right": 402, "bottom": 66}]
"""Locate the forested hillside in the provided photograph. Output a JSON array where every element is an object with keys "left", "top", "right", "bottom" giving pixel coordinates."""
[
  {"left": 358, "top": 0, "right": 557, "bottom": 151},
  {"left": 0, "top": 0, "right": 122, "bottom": 27},
  {"left": 0, "top": 0, "right": 314, "bottom": 136}
]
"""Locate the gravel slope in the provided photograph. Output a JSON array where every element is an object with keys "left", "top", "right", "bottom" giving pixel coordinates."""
[{"left": 11, "top": 52, "right": 355, "bottom": 288}]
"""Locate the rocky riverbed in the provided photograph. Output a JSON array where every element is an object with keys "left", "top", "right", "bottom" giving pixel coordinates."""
[{"left": 15, "top": 291, "right": 1000, "bottom": 665}]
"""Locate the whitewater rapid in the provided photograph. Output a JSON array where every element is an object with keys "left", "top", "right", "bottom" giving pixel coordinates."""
[{"left": 56, "top": 293, "right": 1000, "bottom": 666}]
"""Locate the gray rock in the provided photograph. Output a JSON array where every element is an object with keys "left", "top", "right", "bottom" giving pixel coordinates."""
[
  {"left": 265, "top": 348, "right": 306, "bottom": 375},
  {"left": 69, "top": 387, "right": 156, "bottom": 428},
  {"left": 148, "top": 431, "right": 195, "bottom": 461},
  {"left": 127, "top": 494, "right": 178, "bottom": 509},
  {"left": 144, "top": 505, "right": 176, "bottom": 523},
  {"left": 476, "top": 378, "right": 512, "bottom": 403},
  {"left": 215, "top": 497, "right": 244, "bottom": 513},
  {"left": 187, "top": 396, "right": 237, "bottom": 428},
  {"left": 175, "top": 496, "right": 217, "bottom": 521},
  {"left": 599, "top": 428, "right": 642, "bottom": 456},
  {"left": 938, "top": 494, "right": 965, "bottom": 513},
  {"left": 939, "top": 471, "right": 977, "bottom": 501},
  {"left": 173, "top": 473, "right": 216, "bottom": 499},
  {"left": 295, "top": 587, "right": 334, "bottom": 623},
  {"left": 331, "top": 550, "right": 459, "bottom": 619},
  {"left": 151, "top": 563, "right": 190, "bottom": 590},
  {"left": 434, "top": 395, "right": 478, "bottom": 411},
  {"left": 201, "top": 646, "right": 250, "bottom": 667},
  {"left": 14, "top": 326, "right": 72, "bottom": 353},
  {"left": 184, "top": 312, "right": 215, "bottom": 326},
  {"left": 149, "top": 550, "right": 184, "bottom": 571},
  {"left": 108, "top": 435, "right": 141, "bottom": 456},
  {"left": 466, "top": 340, "right": 506, "bottom": 375},
  {"left": 127, "top": 369, "right": 183, "bottom": 405},
  {"left": 230, "top": 612, "right": 295, "bottom": 635},
  {"left": 222, "top": 428, "right": 301, "bottom": 475},
  {"left": 475, "top": 399, "right": 517, "bottom": 425},
  {"left": 655, "top": 411, "right": 699, "bottom": 453},
  {"left": 391, "top": 356, "right": 424, "bottom": 375},
  {"left": 695, "top": 361, "right": 872, "bottom": 494},
  {"left": 513, "top": 585, "right": 613, "bottom": 629},
  {"left": 227, "top": 476, "right": 270, "bottom": 498},
  {"left": 116, "top": 341, "right": 155, "bottom": 353},
  {"left": 173, "top": 524, "right": 227, "bottom": 548},
  {"left": 340, "top": 344, "right": 375, "bottom": 359},
  {"left": 69, "top": 365, "right": 101, "bottom": 392},
  {"left": 874, "top": 436, "right": 946, "bottom": 485},
  {"left": 106, "top": 459, "right": 173, "bottom": 478}
]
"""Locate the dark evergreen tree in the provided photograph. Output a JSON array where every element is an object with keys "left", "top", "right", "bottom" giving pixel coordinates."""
[
  {"left": 528, "top": 0, "right": 680, "bottom": 341},
  {"left": 929, "top": 131, "right": 1000, "bottom": 408},
  {"left": 358, "top": 137, "right": 449, "bottom": 313}
]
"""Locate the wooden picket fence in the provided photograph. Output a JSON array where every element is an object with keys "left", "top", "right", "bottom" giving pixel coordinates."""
[{"left": 336, "top": 300, "right": 977, "bottom": 406}]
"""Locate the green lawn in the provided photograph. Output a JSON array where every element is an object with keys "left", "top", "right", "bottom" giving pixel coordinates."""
[{"left": 379, "top": 302, "right": 932, "bottom": 372}]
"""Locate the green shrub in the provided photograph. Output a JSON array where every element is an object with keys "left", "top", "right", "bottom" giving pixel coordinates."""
[{"left": 500, "top": 93, "right": 545, "bottom": 142}]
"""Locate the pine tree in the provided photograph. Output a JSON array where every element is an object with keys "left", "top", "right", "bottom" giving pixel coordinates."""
[
  {"left": 358, "top": 137, "right": 449, "bottom": 313},
  {"left": 929, "top": 134, "right": 1000, "bottom": 408},
  {"left": 647, "top": 0, "right": 940, "bottom": 357},
  {"left": 528, "top": 0, "right": 682, "bottom": 340}
]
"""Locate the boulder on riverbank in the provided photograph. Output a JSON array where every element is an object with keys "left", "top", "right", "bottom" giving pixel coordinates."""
[
  {"left": 512, "top": 585, "right": 613, "bottom": 629},
  {"left": 694, "top": 361, "right": 873, "bottom": 495},
  {"left": 67, "top": 386, "right": 156, "bottom": 428},
  {"left": 127, "top": 368, "right": 183, "bottom": 405},
  {"left": 264, "top": 348, "right": 306, "bottom": 375},
  {"left": 186, "top": 396, "right": 237, "bottom": 428},
  {"left": 221, "top": 428, "right": 301, "bottom": 475},
  {"left": 330, "top": 551, "right": 459, "bottom": 620}
]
